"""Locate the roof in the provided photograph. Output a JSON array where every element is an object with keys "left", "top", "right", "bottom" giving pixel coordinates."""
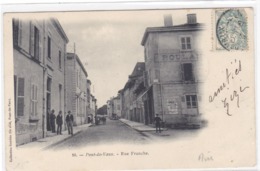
[
  {"left": 129, "top": 62, "right": 145, "bottom": 78},
  {"left": 123, "top": 62, "right": 145, "bottom": 91},
  {"left": 141, "top": 23, "right": 205, "bottom": 46},
  {"left": 50, "top": 18, "right": 69, "bottom": 43},
  {"left": 67, "top": 53, "right": 88, "bottom": 77}
]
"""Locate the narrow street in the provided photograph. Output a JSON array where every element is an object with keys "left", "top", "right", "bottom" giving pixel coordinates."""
[{"left": 50, "top": 119, "right": 149, "bottom": 150}]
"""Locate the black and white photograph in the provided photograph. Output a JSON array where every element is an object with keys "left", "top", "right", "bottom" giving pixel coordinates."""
[{"left": 3, "top": 6, "right": 256, "bottom": 171}]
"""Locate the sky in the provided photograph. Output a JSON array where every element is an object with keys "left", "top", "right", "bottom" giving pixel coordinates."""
[{"left": 56, "top": 10, "right": 191, "bottom": 107}]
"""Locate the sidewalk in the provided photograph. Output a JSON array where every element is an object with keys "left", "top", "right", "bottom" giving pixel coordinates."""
[
  {"left": 119, "top": 119, "right": 200, "bottom": 141},
  {"left": 119, "top": 118, "right": 166, "bottom": 132},
  {"left": 17, "top": 123, "right": 92, "bottom": 150}
]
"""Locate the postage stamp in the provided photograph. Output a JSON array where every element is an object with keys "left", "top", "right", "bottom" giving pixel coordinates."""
[{"left": 215, "top": 9, "right": 248, "bottom": 51}]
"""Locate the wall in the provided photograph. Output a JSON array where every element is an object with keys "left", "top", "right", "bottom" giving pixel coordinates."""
[
  {"left": 45, "top": 19, "right": 66, "bottom": 119},
  {"left": 13, "top": 19, "right": 45, "bottom": 145},
  {"left": 65, "top": 53, "right": 88, "bottom": 126},
  {"left": 143, "top": 27, "right": 203, "bottom": 126}
]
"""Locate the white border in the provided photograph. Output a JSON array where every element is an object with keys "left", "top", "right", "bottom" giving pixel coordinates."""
[{"left": 0, "top": 1, "right": 259, "bottom": 171}]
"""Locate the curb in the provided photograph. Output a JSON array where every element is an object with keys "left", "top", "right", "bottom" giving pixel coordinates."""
[
  {"left": 119, "top": 119, "right": 167, "bottom": 132},
  {"left": 43, "top": 130, "right": 83, "bottom": 150},
  {"left": 43, "top": 124, "right": 92, "bottom": 150}
]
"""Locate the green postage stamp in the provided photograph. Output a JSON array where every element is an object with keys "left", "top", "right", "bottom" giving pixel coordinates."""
[{"left": 215, "top": 9, "right": 248, "bottom": 51}]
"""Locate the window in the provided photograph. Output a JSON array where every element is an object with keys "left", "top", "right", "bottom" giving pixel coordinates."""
[
  {"left": 59, "top": 51, "right": 62, "bottom": 69},
  {"left": 47, "top": 77, "right": 52, "bottom": 92},
  {"left": 87, "top": 89, "right": 90, "bottom": 103},
  {"left": 29, "top": 24, "right": 40, "bottom": 60},
  {"left": 181, "top": 63, "right": 194, "bottom": 81},
  {"left": 33, "top": 26, "right": 40, "bottom": 60},
  {"left": 186, "top": 95, "right": 197, "bottom": 108},
  {"left": 180, "top": 36, "right": 192, "bottom": 50},
  {"left": 47, "top": 36, "right": 51, "bottom": 59},
  {"left": 13, "top": 19, "right": 21, "bottom": 47},
  {"left": 31, "top": 84, "right": 38, "bottom": 116},
  {"left": 14, "top": 76, "right": 25, "bottom": 117}
]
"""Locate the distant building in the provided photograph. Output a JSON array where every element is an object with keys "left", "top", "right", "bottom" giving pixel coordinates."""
[
  {"left": 140, "top": 14, "right": 204, "bottom": 127},
  {"left": 90, "top": 94, "right": 97, "bottom": 117},
  {"left": 107, "top": 100, "right": 112, "bottom": 118},
  {"left": 121, "top": 62, "right": 145, "bottom": 122},
  {"left": 66, "top": 52, "right": 88, "bottom": 126},
  {"left": 86, "top": 79, "right": 92, "bottom": 120},
  {"left": 13, "top": 18, "right": 69, "bottom": 145},
  {"left": 107, "top": 94, "right": 122, "bottom": 119}
]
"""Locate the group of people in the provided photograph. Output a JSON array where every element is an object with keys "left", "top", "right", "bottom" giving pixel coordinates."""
[{"left": 48, "top": 109, "right": 74, "bottom": 135}]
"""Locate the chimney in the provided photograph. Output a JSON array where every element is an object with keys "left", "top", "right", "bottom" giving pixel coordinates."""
[
  {"left": 164, "top": 14, "right": 173, "bottom": 27},
  {"left": 187, "top": 14, "right": 197, "bottom": 24}
]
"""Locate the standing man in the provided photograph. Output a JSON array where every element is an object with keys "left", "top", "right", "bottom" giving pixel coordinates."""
[
  {"left": 154, "top": 114, "right": 162, "bottom": 133},
  {"left": 66, "top": 111, "right": 74, "bottom": 135},
  {"left": 47, "top": 108, "right": 51, "bottom": 131},
  {"left": 50, "top": 109, "right": 56, "bottom": 133},
  {"left": 56, "top": 111, "right": 63, "bottom": 135}
]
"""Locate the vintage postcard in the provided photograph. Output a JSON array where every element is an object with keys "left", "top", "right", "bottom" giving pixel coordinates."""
[{"left": 4, "top": 7, "right": 256, "bottom": 170}]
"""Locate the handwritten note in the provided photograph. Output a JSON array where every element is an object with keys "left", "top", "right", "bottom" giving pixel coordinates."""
[{"left": 209, "top": 59, "right": 249, "bottom": 116}]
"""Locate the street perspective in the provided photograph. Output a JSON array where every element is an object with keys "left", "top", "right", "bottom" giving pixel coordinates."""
[
  {"left": 4, "top": 7, "right": 256, "bottom": 171},
  {"left": 12, "top": 11, "right": 205, "bottom": 149}
]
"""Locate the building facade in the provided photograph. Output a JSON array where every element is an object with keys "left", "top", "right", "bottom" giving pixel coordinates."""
[
  {"left": 141, "top": 14, "right": 204, "bottom": 127},
  {"left": 13, "top": 18, "right": 69, "bottom": 145},
  {"left": 66, "top": 53, "right": 88, "bottom": 126},
  {"left": 107, "top": 95, "right": 122, "bottom": 119},
  {"left": 90, "top": 94, "right": 97, "bottom": 118},
  {"left": 121, "top": 62, "right": 145, "bottom": 122}
]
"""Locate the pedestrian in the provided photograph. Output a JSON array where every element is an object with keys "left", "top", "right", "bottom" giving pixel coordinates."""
[
  {"left": 56, "top": 111, "right": 63, "bottom": 135},
  {"left": 47, "top": 108, "right": 51, "bottom": 131},
  {"left": 66, "top": 111, "right": 74, "bottom": 135},
  {"left": 50, "top": 109, "right": 56, "bottom": 133},
  {"left": 154, "top": 114, "right": 162, "bottom": 133}
]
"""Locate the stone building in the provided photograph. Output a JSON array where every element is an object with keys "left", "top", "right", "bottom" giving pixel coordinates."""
[
  {"left": 140, "top": 14, "right": 204, "bottom": 127},
  {"left": 86, "top": 79, "right": 93, "bottom": 121},
  {"left": 121, "top": 62, "right": 145, "bottom": 122},
  {"left": 66, "top": 52, "right": 88, "bottom": 126},
  {"left": 107, "top": 94, "right": 121, "bottom": 119},
  {"left": 90, "top": 94, "right": 97, "bottom": 117},
  {"left": 13, "top": 18, "right": 69, "bottom": 145}
]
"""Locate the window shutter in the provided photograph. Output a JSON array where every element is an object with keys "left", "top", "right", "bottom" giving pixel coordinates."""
[
  {"left": 17, "top": 78, "right": 25, "bottom": 116},
  {"left": 30, "top": 22, "right": 35, "bottom": 57},
  {"left": 17, "top": 97, "right": 24, "bottom": 117},
  {"left": 35, "top": 85, "right": 38, "bottom": 115},
  {"left": 180, "top": 64, "right": 184, "bottom": 81},
  {"left": 18, "top": 78, "right": 24, "bottom": 96},
  {"left": 35, "top": 28, "right": 40, "bottom": 60},
  {"left": 35, "top": 85, "right": 37, "bottom": 100},
  {"left": 13, "top": 19, "right": 19, "bottom": 47},
  {"left": 31, "top": 84, "right": 33, "bottom": 115},
  {"left": 18, "top": 20, "right": 22, "bottom": 47},
  {"left": 38, "top": 34, "right": 42, "bottom": 61}
]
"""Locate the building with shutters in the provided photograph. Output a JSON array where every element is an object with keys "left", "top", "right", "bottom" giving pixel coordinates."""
[
  {"left": 65, "top": 52, "right": 88, "bottom": 126},
  {"left": 13, "top": 18, "right": 69, "bottom": 145},
  {"left": 120, "top": 62, "right": 145, "bottom": 122},
  {"left": 140, "top": 14, "right": 204, "bottom": 128}
]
